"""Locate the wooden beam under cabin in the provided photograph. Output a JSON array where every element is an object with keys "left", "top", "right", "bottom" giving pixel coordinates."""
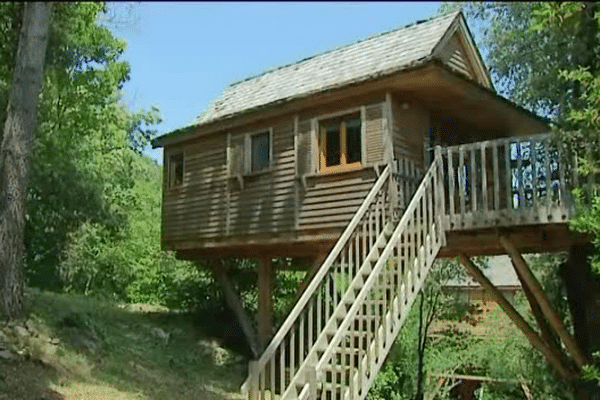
[
  {"left": 258, "top": 257, "right": 273, "bottom": 351},
  {"left": 499, "top": 235, "right": 590, "bottom": 369},
  {"left": 457, "top": 253, "right": 576, "bottom": 381},
  {"left": 207, "top": 259, "right": 260, "bottom": 358}
]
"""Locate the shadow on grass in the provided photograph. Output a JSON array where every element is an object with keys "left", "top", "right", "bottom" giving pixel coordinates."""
[
  {"left": 21, "top": 288, "right": 251, "bottom": 400},
  {"left": 0, "top": 356, "right": 65, "bottom": 400}
]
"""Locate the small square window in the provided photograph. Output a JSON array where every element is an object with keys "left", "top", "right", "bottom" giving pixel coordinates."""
[
  {"left": 169, "top": 153, "right": 184, "bottom": 188},
  {"left": 251, "top": 131, "right": 270, "bottom": 172}
]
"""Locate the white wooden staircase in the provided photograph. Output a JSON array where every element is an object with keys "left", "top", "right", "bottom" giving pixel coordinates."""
[{"left": 242, "top": 148, "right": 447, "bottom": 400}]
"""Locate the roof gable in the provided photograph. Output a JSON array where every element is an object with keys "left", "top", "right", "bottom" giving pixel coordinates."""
[
  {"left": 195, "top": 11, "right": 463, "bottom": 126},
  {"left": 431, "top": 14, "right": 493, "bottom": 89}
]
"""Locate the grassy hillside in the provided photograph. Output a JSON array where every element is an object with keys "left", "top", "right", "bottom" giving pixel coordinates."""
[{"left": 0, "top": 289, "right": 248, "bottom": 400}]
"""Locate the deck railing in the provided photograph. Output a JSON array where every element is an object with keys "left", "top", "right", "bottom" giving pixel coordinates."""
[{"left": 440, "top": 133, "right": 592, "bottom": 231}]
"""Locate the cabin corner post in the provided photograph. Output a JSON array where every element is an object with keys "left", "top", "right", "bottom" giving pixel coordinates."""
[
  {"left": 258, "top": 256, "right": 273, "bottom": 351},
  {"left": 385, "top": 93, "right": 397, "bottom": 220},
  {"left": 384, "top": 92, "right": 394, "bottom": 166}
]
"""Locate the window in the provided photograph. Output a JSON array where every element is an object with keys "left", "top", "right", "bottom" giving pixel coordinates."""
[
  {"left": 251, "top": 131, "right": 270, "bottom": 173},
  {"left": 319, "top": 114, "right": 362, "bottom": 172},
  {"left": 168, "top": 153, "right": 184, "bottom": 188}
]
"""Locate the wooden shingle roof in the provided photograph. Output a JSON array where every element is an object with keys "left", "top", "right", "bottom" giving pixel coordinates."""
[{"left": 195, "top": 10, "right": 461, "bottom": 125}]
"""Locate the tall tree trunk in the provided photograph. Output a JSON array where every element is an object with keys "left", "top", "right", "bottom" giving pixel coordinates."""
[
  {"left": 0, "top": 2, "right": 52, "bottom": 320},
  {"left": 559, "top": 244, "right": 600, "bottom": 400}
]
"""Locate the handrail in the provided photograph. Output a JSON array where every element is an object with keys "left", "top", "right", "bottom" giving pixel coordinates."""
[
  {"left": 242, "top": 163, "right": 392, "bottom": 394},
  {"left": 311, "top": 151, "right": 446, "bottom": 399}
]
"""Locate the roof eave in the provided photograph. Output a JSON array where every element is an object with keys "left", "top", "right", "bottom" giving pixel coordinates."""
[
  {"left": 430, "top": 58, "right": 551, "bottom": 128},
  {"left": 152, "top": 56, "right": 436, "bottom": 148}
]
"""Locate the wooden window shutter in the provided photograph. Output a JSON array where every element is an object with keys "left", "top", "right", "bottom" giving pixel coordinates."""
[
  {"left": 296, "top": 119, "right": 314, "bottom": 176},
  {"left": 228, "top": 134, "right": 245, "bottom": 177},
  {"left": 365, "top": 104, "right": 384, "bottom": 164}
]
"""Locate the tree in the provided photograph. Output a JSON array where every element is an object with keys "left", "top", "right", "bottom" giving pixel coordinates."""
[
  {"left": 438, "top": 3, "right": 600, "bottom": 393},
  {"left": 414, "top": 258, "right": 468, "bottom": 400},
  {"left": 0, "top": 2, "right": 52, "bottom": 319}
]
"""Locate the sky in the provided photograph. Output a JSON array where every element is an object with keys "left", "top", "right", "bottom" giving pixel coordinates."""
[{"left": 106, "top": 2, "right": 443, "bottom": 164}]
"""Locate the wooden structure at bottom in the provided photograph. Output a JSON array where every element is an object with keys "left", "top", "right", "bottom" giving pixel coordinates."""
[{"left": 426, "top": 373, "right": 533, "bottom": 400}]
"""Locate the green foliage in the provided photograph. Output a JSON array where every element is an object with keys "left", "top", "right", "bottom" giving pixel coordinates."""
[
  {"left": 0, "top": 2, "right": 221, "bottom": 311},
  {"left": 529, "top": 3, "right": 600, "bottom": 279},
  {"left": 369, "top": 307, "right": 419, "bottom": 400}
]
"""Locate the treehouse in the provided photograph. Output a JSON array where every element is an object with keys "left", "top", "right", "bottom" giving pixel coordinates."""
[{"left": 152, "top": 11, "right": 593, "bottom": 400}]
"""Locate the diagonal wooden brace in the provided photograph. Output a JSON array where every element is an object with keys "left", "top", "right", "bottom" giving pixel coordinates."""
[
  {"left": 208, "top": 259, "right": 260, "bottom": 358},
  {"left": 458, "top": 253, "right": 576, "bottom": 381},
  {"left": 499, "top": 235, "right": 590, "bottom": 369}
]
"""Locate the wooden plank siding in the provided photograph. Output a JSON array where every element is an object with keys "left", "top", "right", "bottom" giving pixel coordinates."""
[
  {"left": 163, "top": 134, "right": 228, "bottom": 240},
  {"left": 437, "top": 33, "right": 475, "bottom": 81},
  {"left": 297, "top": 168, "right": 378, "bottom": 231},
  {"left": 162, "top": 96, "right": 391, "bottom": 254},
  {"left": 228, "top": 120, "right": 296, "bottom": 236},
  {"left": 391, "top": 100, "right": 428, "bottom": 169}
]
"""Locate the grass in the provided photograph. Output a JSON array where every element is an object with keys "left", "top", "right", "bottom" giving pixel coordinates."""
[{"left": 0, "top": 288, "right": 249, "bottom": 400}]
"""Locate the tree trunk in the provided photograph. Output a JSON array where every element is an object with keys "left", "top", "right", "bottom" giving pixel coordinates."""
[
  {"left": 559, "top": 244, "right": 600, "bottom": 400},
  {"left": 414, "top": 292, "right": 425, "bottom": 400},
  {"left": 0, "top": 2, "right": 52, "bottom": 320}
]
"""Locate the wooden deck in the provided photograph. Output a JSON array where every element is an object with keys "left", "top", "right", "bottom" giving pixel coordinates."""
[{"left": 435, "top": 133, "right": 590, "bottom": 257}]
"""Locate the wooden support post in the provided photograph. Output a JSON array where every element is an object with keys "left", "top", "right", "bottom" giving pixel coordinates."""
[
  {"left": 457, "top": 253, "right": 576, "bottom": 381},
  {"left": 248, "top": 360, "right": 259, "bottom": 400},
  {"left": 293, "top": 253, "right": 328, "bottom": 304},
  {"left": 208, "top": 260, "right": 260, "bottom": 358},
  {"left": 499, "top": 235, "right": 590, "bottom": 369},
  {"left": 258, "top": 256, "right": 273, "bottom": 351}
]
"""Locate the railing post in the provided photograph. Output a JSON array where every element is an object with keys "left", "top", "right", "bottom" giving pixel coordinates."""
[
  {"left": 248, "top": 360, "right": 259, "bottom": 400},
  {"left": 390, "top": 161, "right": 399, "bottom": 220},
  {"left": 435, "top": 146, "right": 447, "bottom": 245},
  {"left": 307, "top": 363, "right": 317, "bottom": 400}
]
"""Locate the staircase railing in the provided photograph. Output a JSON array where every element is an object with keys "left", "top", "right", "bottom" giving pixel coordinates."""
[
  {"left": 304, "top": 149, "right": 447, "bottom": 400},
  {"left": 242, "top": 163, "right": 398, "bottom": 398}
]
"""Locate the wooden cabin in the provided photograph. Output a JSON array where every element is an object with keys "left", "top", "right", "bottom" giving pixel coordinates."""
[
  {"left": 152, "top": 11, "right": 551, "bottom": 260},
  {"left": 153, "top": 10, "right": 591, "bottom": 400}
]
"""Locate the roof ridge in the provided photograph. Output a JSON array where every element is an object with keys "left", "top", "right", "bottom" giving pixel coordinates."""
[{"left": 227, "top": 9, "right": 461, "bottom": 88}]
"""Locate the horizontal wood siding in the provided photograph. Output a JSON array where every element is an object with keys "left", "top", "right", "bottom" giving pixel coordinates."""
[
  {"left": 298, "top": 168, "right": 377, "bottom": 231},
  {"left": 228, "top": 120, "right": 296, "bottom": 236},
  {"left": 392, "top": 100, "right": 427, "bottom": 168},
  {"left": 162, "top": 95, "right": 391, "bottom": 252},
  {"left": 439, "top": 34, "right": 474, "bottom": 80},
  {"left": 163, "top": 134, "right": 228, "bottom": 240}
]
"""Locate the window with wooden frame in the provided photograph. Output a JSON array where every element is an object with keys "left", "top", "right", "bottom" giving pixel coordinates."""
[
  {"left": 319, "top": 113, "right": 362, "bottom": 173},
  {"left": 168, "top": 152, "right": 184, "bottom": 189}
]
